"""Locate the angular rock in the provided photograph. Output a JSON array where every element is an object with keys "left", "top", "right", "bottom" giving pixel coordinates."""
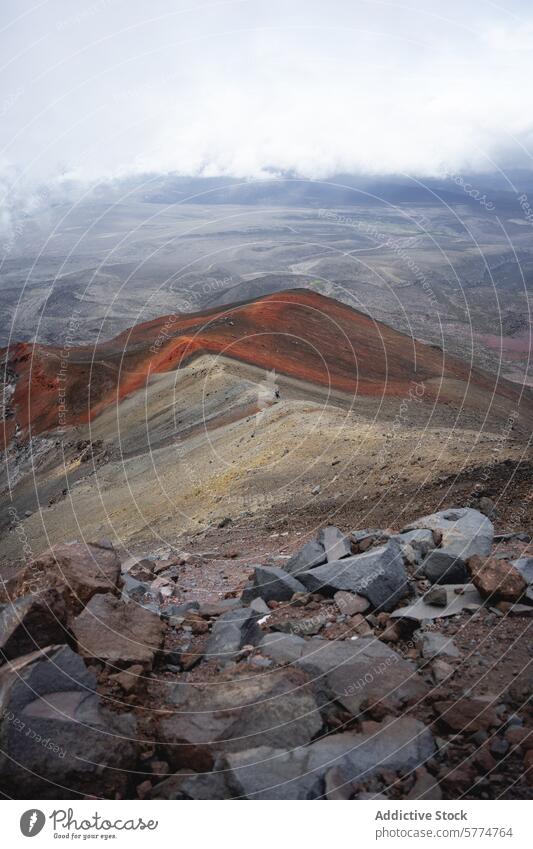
[
  {"left": 469, "top": 555, "right": 526, "bottom": 603},
  {"left": 419, "top": 632, "right": 459, "bottom": 659},
  {"left": 334, "top": 591, "right": 370, "bottom": 615},
  {"left": 317, "top": 526, "right": 351, "bottom": 562},
  {"left": 284, "top": 540, "right": 326, "bottom": 575},
  {"left": 242, "top": 565, "right": 306, "bottom": 604},
  {"left": 221, "top": 716, "right": 435, "bottom": 800},
  {"left": 0, "top": 590, "right": 68, "bottom": 664},
  {"left": 160, "top": 667, "right": 322, "bottom": 770},
  {"left": 0, "top": 645, "right": 137, "bottom": 798},
  {"left": 407, "top": 767, "right": 442, "bottom": 800},
  {"left": 397, "top": 529, "right": 435, "bottom": 557},
  {"left": 434, "top": 698, "right": 499, "bottom": 732},
  {"left": 403, "top": 507, "right": 493, "bottom": 560},
  {"left": 422, "top": 550, "right": 469, "bottom": 585},
  {"left": 197, "top": 598, "right": 242, "bottom": 617},
  {"left": 512, "top": 557, "right": 533, "bottom": 586},
  {"left": 206, "top": 607, "right": 262, "bottom": 663},
  {"left": 298, "top": 540, "right": 409, "bottom": 612},
  {"left": 0, "top": 541, "right": 121, "bottom": 618},
  {"left": 72, "top": 593, "right": 165, "bottom": 668},
  {"left": 260, "top": 633, "right": 427, "bottom": 717}
]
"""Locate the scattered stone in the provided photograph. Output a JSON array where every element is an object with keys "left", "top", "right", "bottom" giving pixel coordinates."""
[
  {"left": 432, "top": 659, "right": 454, "bottom": 683},
  {"left": 0, "top": 541, "right": 121, "bottom": 618},
  {"left": 0, "top": 591, "right": 68, "bottom": 663},
  {"left": 317, "top": 526, "right": 351, "bottom": 562},
  {"left": 249, "top": 597, "right": 270, "bottom": 615},
  {"left": 109, "top": 664, "right": 144, "bottom": 694},
  {"left": 434, "top": 699, "right": 499, "bottom": 732},
  {"left": 197, "top": 598, "right": 242, "bottom": 617},
  {"left": 403, "top": 508, "right": 494, "bottom": 560},
  {"left": 468, "top": 555, "right": 526, "bottom": 603},
  {"left": 242, "top": 566, "right": 306, "bottom": 603},
  {"left": 160, "top": 667, "right": 322, "bottom": 771},
  {"left": 0, "top": 646, "right": 137, "bottom": 798},
  {"left": 334, "top": 591, "right": 370, "bottom": 615},
  {"left": 422, "top": 550, "right": 469, "bottom": 585},
  {"left": 220, "top": 716, "right": 435, "bottom": 800},
  {"left": 424, "top": 586, "right": 448, "bottom": 607},
  {"left": 284, "top": 540, "right": 326, "bottom": 575},
  {"left": 298, "top": 540, "right": 409, "bottom": 612},
  {"left": 407, "top": 766, "right": 442, "bottom": 800},
  {"left": 392, "top": 584, "right": 483, "bottom": 622},
  {"left": 512, "top": 557, "right": 533, "bottom": 585},
  {"left": 260, "top": 633, "right": 427, "bottom": 717},
  {"left": 206, "top": 607, "right": 262, "bottom": 663},
  {"left": 72, "top": 593, "right": 165, "bottom": 669},
  {"left": 419, "top": 632, "right": 459, "bottom": 659},
  {"left": 397, "top": 528, "right": 435, "bottom": 558},
  {"left": 490, "top": 737, "right": 510, "bottom": 758}
]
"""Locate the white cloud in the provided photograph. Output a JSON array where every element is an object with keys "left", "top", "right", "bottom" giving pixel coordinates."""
[{"left": 0, "top": 0, "right": 533, "bottom": 207}]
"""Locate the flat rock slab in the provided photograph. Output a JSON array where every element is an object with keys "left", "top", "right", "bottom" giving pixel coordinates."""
[
  {"left": 72, "top": 592, "right": 165, "bottom": 668},
  {"left": 221, "top": 716, "right": 435, "bottom": 799},
  {"left": 160, "top": 666, "right": 322, "bottom": 770},
  {"left": 259, "top": 633, "right": 427, "bottom": 716},
  {"left": 298, "top": 540, "right": 409, "bottom": 612},
  {"left": 403, "top": 508, "right": 493, "bottom": 560},
  {"left": 391, "top": 584, "right": 484, "bottom": 621},
  {"left": 0, "top": 645, "right": 137, "bottom": 798},
  {"left": 419, "top": 632, "right": 459, "bottom": 659}
]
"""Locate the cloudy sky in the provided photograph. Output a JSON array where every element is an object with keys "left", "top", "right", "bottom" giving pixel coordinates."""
[{"left": 1, "top": 0, "right": 533, "bottom": 204}]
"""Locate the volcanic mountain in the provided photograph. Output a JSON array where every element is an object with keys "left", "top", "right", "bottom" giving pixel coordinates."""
[{"left": 2, "top": 289, "right": 531, "bottom": 450}]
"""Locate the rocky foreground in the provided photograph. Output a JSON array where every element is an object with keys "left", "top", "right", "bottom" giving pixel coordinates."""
[{"left": 0, "top": 507, "right": 532, "bottom": 800}]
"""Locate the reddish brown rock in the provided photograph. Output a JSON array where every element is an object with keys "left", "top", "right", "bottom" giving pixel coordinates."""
[
  {"left": 72, "top": 593, "right": 165, "bottom": 669},
  {"left": 468, "top": 555, "right": 526, "bottom": 603},
  {"left": 434, "top": 699, "right": 499, "bottom": 732},
  {"left": 1, "top": 540, "right": 121, "bottom": 618}
]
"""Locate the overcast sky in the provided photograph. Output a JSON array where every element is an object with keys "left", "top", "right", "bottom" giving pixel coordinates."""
[{"left": 1, "top": 0, "right": 533, "bottom": 210}]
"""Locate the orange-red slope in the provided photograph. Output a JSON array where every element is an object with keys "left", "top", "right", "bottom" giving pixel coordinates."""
[{"left": 1, "top": 289, "right": 529, "bottom": 448}]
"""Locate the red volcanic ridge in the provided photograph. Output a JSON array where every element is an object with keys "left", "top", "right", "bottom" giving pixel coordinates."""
[{"left": 1, "top": 289, "right": 526, "bottom": 447}]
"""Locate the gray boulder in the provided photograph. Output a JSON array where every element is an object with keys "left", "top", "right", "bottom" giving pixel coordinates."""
[
  {"left": 160, "top": 667, "right": 322, "bottom": 770},
  {"left": 242, "top": 566, "right": 306, "bottom": 603},
  {"left": 0, "top": 645, "right": 137, "bottom": 798},
  {"left": 422, "top": 550, "right": 469, "bottom": 585},
  {"left": 419, "top": 632, "right": 459, "bottom": 659},
  {"left": 284, "top": 540, "right": 326, "bottom": 575},
  {"left": 206, "top": 607, "right": 262, "bottom": 662},
  {"left": 259, "top": 633, "right": 427, "bottom": 716},
  {"left": 297, "top": 539, "right": 409, "bottom": 611},
  {"left": 221, "top": 716, "right": 435, "bottom": 799},
  {"left": 403, "top": 508, "right": 493, "bottom": 560},
  {"left": 396, "top": 529, "right": 435, "bottom": 559}
]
